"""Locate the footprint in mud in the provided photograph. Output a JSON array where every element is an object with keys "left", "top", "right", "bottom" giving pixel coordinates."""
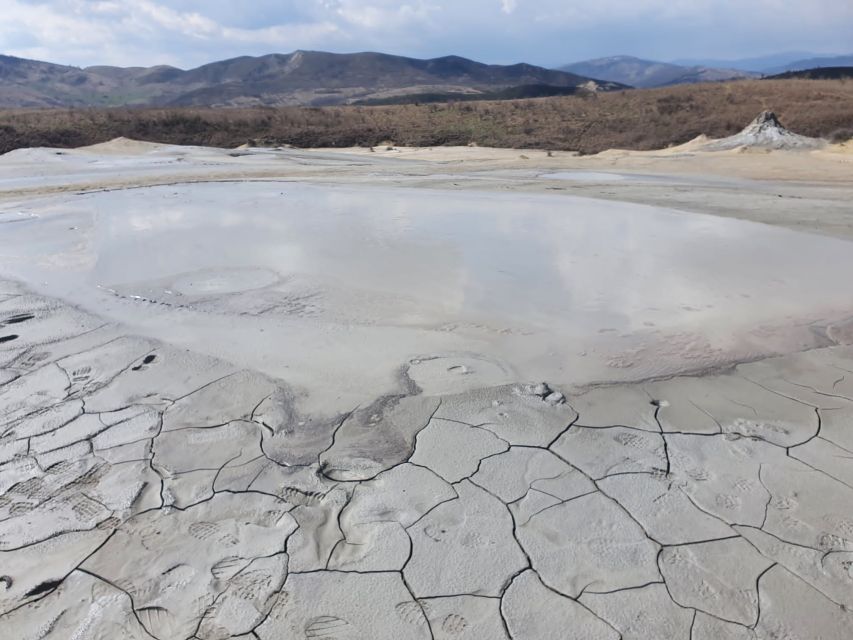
[
  {"left": 305, "top": 616, "right": 354, "bottom": 639},
  {"left": 280, "top": 486, "right": 325, "bottom": 507},
  {"left": 132, "top": 354, "right": 157, "bottom": 372},
  {"left": 732, "top": 478, "right": 756, "bottom": 493},
  {"left": 15, "top": 477, "right": 49, "bottom": 501},
  {"left": 686, "top": 467, "right": 711, "bottom": 482},
  {"left": 18, "top": 351, "right": 49, "bottom": 368},
  {"left": 189, "top": 521, "right": 222, "bottom": 541},
  {"left": 772, "top": 495, "right": 798, "bottom": 511},
  {"left": 188, "top": 521, "right": 238, "bottom": 546},
  {"left": 442, "top": 614, "right": 469, "bottom": 635},
  {"left": 424, "top": 524, "right": 449, "bottom": 543},
  {"left": 8, "top": 502, "right": 33, "bottom": 517},
  {"left": 133, "top": 522, "right": 169, "bottom": 552},
  {"left": 76, "top": 464, "right": 109, "bottom": 487},
  {"left": 822, "top": 514, "right": 853, "bottom": 537},
  {"left": 210, "top": 556, "right": 244, "bottom": 580},
  {"left": 460, "top": 531, "right": 489, "bottom": 548},
  {"left": 662, "top": 547, "right": 689, "bottom": 569},
  {"left": 137, "top": 606, "right": 171, "bottom": 633},
  {"left": 70, "top": 496, "right": 103, "bottom": 520},
  {"left": 96, "top": 516, "right": 122, "bottom": 531},
  {"left": 613, "top": 431, "right": 652, "bottom": 449},
  {"left": 714, "top": 494, "right": 742, "bottom": 510},
  {"left": 395, "top": 601, "right": 431, "bottom": 626},
  {"left": 258, "top": 509, "right": 289, "bottom": 527},
  {"left": 0, "top": 334, "right": 19, "bottom": 344},
  {"left": 230, "top": 569, "right": 277, "bottom": 600},
  {"left": 818, "top": 532, "right": 851, "bottom": 551},
  {"left": 71, "top": 366, "right": 92, "bottom": 385}
]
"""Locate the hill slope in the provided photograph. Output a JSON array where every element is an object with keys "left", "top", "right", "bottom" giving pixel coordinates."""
[
  {"left": 3, "top": 79, "right": 851, "bottom": 155},
  {"left": 559, "top": 56, "right": 756, "bottom": 88},
  {"left": 0, "top": 51, "right": 623, "bottom": 108},
  {"left": 0, "top": 54, "right": 123, "bottom": 107}
]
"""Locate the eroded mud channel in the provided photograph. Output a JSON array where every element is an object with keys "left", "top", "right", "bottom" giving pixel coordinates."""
[{"left": 1, "top": 169, "right": 853, "bottom": 638}]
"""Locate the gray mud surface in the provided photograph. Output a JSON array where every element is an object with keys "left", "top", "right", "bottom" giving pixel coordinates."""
[
  {"left": 1, "top": 143, "right": 853, "bottom": 638},
  {"left": 1, "top": 283, "right": 853, "bottom": 639}
]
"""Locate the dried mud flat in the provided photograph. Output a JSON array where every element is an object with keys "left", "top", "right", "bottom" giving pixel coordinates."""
[
  {"left": 1, "top": 137, "right": 853, "bottom": 639},
  {"left": 1, "top": 281, "right": 853, "bottom": 639}
]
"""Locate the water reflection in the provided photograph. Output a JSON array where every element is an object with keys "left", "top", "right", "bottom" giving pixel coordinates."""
[
  {"left": 3, "top": 182, "right": 853, "bottom": 338},
  {"left": 2, "top": 182, "right": 852, "bottom": 408}
]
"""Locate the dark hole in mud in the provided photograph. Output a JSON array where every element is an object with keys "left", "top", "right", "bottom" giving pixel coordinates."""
[
  {"left": 0, "top": 334, "right": 19, "bottom": 343},
  {"left": 649, "top": 399, "right": 661, "bottom": 407},
  {"left": 132, "top": 354, "right": 157, "bottom": 371},
  {"left": 4, "top": 313, "right": 34, "bottom": 324},
  {"left": 0, "top": 575, "right": 12, "bottom": 590},
  {"left": 25, "top": 578, "right": 62, "bottom": 597}
]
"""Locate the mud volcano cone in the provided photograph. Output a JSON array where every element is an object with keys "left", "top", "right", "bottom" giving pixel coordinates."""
[
  {"left": 703, "top": 110, "right": 824, "bottom": 151},
  {"left": 744, "top": 111, "right": 783, "bottom": 133}
]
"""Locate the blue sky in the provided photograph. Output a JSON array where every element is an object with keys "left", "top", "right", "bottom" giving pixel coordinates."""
[{"left": 2, "top": 0, "right": 851, "bottom": 68}]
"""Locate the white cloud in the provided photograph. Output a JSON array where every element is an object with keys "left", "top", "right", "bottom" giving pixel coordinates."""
[
  {"left": 501, "top": 0, "right": 518, "bottom": 14},
  {"left": 335, "top": 1, "right": 437, "bottom": 29},
  {"left": 0, "top": 0, "right": 850, "bottom": 68}
]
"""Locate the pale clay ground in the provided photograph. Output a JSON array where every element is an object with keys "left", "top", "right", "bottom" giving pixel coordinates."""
[{"left": 0, "top": 138, "right": 853, "bottom": 639}]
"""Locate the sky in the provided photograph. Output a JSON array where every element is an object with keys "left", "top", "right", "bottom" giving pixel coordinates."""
[{"left": 1, "top": 0, "right": 851, "bottom": 69}]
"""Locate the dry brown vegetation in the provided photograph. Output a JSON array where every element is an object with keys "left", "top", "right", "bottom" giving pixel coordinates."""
[{"left": 1, "top": 79, "right": 852, "bottom": 155}]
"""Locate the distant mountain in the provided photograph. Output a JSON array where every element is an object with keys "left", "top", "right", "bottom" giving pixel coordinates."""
[
  {"left": 766, "top": 66, "right": 853, "bottom": 81},
  {"left": 672, "top": 52, "right": 853, "bottom": 75},
  {"left": 559, "top": 56, "right": 757, "bottom": 88},
  {"left": 671, "top": 52, "right": 817, "bottom": 73},
  {"left": 763, "top": 55, "right": 853, "bottom": 75},
  {"left": 0, "top": 54, "right": 121, "bottom": 107},
  {"left": 0, "top": 51, "right": 625, "bottom": 108}
]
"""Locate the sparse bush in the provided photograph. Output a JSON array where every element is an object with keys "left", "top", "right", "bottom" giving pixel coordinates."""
[
  {"left": 1, "top": 79, "right": 852, "bottom": 155},
  {"left": 829, "top": 128, "right": 853, "bottom": 143}
]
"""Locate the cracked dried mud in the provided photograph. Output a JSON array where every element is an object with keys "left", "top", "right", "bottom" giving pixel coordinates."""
[{"left": 1, "top": 141, "right": 853, "bottom": 639}]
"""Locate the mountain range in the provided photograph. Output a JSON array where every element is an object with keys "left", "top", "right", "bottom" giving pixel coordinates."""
[
  {"left": 560, "top": 53, "right": 853, "bottom": 88},
  {"left": 764, "top": 55, "right": 853, "bottom": 75},
  {"left": 0, "top": 50, "right": 623, "bottom": 109},
  {"left": 672, "top": 53, "right": 853, "bottom": 74},
  {"left": 558, "top": 56, "right": 758, "bottom": 88},
  {"left": 2, "top": 49, "right": 850, "bottom": 109}
]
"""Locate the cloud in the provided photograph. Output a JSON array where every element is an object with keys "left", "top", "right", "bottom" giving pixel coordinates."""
[
  {"left": 0, "top": 0, "right": 850, "bottom": 68},
  {"left": 501, "top": 0, "right": 518, "bottom": 14}
]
